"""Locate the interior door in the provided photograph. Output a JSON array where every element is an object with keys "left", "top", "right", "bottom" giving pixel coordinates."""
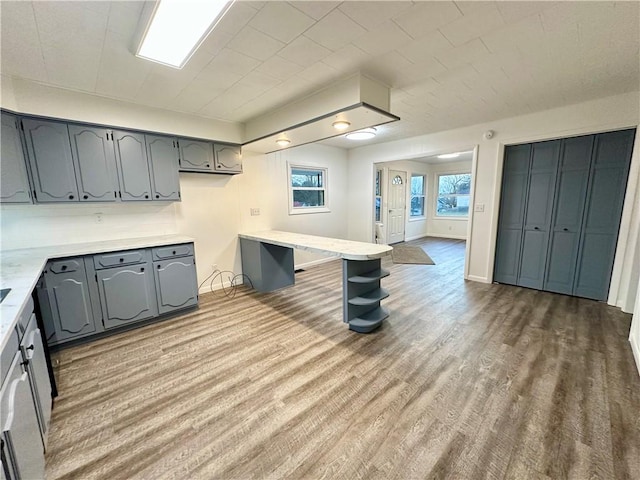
[{"left": 387, "top": 170, "right": 406, "bottom": 244}]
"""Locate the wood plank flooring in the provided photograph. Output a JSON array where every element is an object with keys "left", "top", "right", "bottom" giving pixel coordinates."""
[{"left": 45, "top": 237, "right": 640, "bottom": 480}]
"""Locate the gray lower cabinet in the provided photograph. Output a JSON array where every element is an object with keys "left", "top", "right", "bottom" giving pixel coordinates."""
[
  {"left": 112, "top": 130, "right": 153, "bottom": 201},
  {"left": 41, "top": 258, "right": 98, "bottom": 344},
  {"left": 179, "top": 138, "right": 214, "bottom": 172},
  {"left": 68, "top": 125, "right": 118, "bottom": 202},
  {"left": 19, "top": 314, "right": 52, "bottom": 447},
  {"left": 154, "top": 257, "right": 198, "bottom": 314},
  {"left": 96, "top": 258, "right": 158, "bottom": 329},
  {"left": 22, "top": 118, "right": 79, "bottom": 203},
  {"left": 145, "top": 134, "right": 181, "bottom": 201},
  {"left": 0, "top": 113, "right": 32, "bottom": 204},
  {"left": 213, "top": 144, "right": 242, "bottom": 173},
  {"left": 0, "top": 352, "right": 45, "bottom": 480}
]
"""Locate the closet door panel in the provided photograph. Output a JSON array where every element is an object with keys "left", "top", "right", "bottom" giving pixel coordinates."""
[{"left": 518, "top": 230, "right": 549, "bottom": 289}]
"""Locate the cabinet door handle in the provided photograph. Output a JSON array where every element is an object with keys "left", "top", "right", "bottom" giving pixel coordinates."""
[
  {"left": 119, "top": 258, "right": 124, "bottom": 263},
  {"left": 156, "top": 194, "right": 160, "bottom": 199},
  {"left": 140, "top": 267, "right": 145, "bottom": 272},
  {"left": 205, "top": 164, "right": 210, "bottom": 168},
  {"left": 83, "top": 194, "right": 89, "bottom": 200},
  {"left": 172, "top": 251, "right": 176, "bottom": 255},
  {"left": 145, "top": 195, "right": 149, "bottom": 199},
  {"left": 61, "top": 265, "right": 67, "bottom": 271},
  {"left": 69, "top": 195, "right": 74, "bottom": 200},
  {"left": 26, "top": 345, "right": 35, "bottom": 351},
  {"left": 157, "top": 264, "right": 161, "bottom": 269}
]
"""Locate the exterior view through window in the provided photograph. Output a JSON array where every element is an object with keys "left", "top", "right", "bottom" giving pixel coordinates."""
[
  {"left": 375, "top": 169, "right": 382, "bottom": 222},
  {"left": 437, "top": 173, "right": 471, "bottom": 217},
  {"left": 410, "top": 174, "right": 425, "bottom": 217},
  {"left": 290, "top": 166, "right": 327, "bottom": 212}
]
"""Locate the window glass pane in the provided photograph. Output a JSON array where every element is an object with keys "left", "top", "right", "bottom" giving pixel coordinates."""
[
  {"left": 392, "top": 175, "right": 403, "bottom": 185},
  {"left": 411, "top": 175, "right": 424, "bottom": 195},
  {"left": 291, "top": 169, "right": 323, "bottom": 188},
  {"left": 411, "top": 196, "right": 424, "bottom": 216},
  {"left": 375, "top": 196, "right": 381, "bottom": 222},
  {"left": 438, "top": 174, "right": 471, "bottom": 195},
  {"left": 437, "top": 194, "right": 469, "bottom": 216},
  {"left": 375, "top": 170, "right": 381, "bottom": 196},
  {"left": 293, "top": 190, "right": 324, "bottom": 208}
]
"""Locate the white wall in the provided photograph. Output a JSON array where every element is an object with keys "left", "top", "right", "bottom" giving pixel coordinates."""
[
  {"left": 347, "top": 91, "right": 640, "bottom": 312},
  {"left": 426, "top": 159, "right": 473, "bottom": 240},
  {"left": 631, "top": 284, "right": 640, "bottom": 376},
  {"left": 0, "top": 80, "right": 349, "bottom": 291}
]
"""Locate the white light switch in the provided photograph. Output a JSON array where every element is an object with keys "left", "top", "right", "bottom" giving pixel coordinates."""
[
  {"left": 250, "top": 208, "right": 260, "bottom": 216},
  {"left": 474, "top": 203, "right": 485, "bottom": 212}
]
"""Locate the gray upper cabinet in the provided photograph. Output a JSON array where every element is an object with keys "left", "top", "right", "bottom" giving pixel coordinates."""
[
  {"left": 0, "top": 112, "right": 32, "bottom": 204},
  {"left": 145, "top": 134, "right": 181, "bottom": 201},
  {"left": 68, "top": 125, "right": 118, "bottom": 202},
  {"left": 112, "top": 130, "right": 153, "bottom": 201},
  {"left": 97, "top": 262, "right": 158, "bottom": 329},
  {"left": 22, "top": 118, "right": 79, "bottom": 203},
  {"left": 213, "top": 144, "right": 242, "bottom": 173},
  {"left": 179, "top": 138, "right": 214, "bottom": 172}
]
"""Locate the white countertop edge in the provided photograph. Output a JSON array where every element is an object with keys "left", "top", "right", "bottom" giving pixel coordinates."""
[
  {"left": 239, "top": 230, "right": 392, "bottom": 261},
  {"left": 0, "top": 234, "right": 195, "bottom": 351}
]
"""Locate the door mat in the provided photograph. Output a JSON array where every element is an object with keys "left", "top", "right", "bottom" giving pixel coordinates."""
[{"left": 391, "top": 245, "right": 435, "bottom": 265}]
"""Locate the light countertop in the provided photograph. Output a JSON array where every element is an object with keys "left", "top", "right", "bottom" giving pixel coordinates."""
[
  {"left": 0, "top": 234, "right": 194, "bottom": 351},
  {"left": 239, "top": 230, "right": 392, "bottom": 261}
]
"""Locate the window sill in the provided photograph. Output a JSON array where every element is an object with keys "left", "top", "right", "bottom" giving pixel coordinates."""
[
  {"left": 408, "top": 216, "right": 426, "bottom": 222},
  {"left": 289, "top": 207, "right": 331, "bottom": 215},
  {"left": 433, "top": 215, "right": 468, "bottom": 221}
]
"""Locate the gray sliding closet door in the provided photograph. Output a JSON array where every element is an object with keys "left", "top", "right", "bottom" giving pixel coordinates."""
[
  {"left": 518, "top": 140, "right": 560, "bottom": 289},
  {"left": 493, "top": 144, "right": 531, "bottom": 285},
  {"left": 573, "top": 129, "right": 635, "bottom": 300},
  {"left": 544, "top": 136, "right": 594, "bottom": 295}
]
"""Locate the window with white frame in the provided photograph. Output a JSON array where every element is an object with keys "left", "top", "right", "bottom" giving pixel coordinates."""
[
  {"left": 410, "top": 174, "right": 425, "bottom": 217},
  {"left": 288, "top": 164, "right": 329, "bottom": 214},
  {"left": 436, "top": 173, "right": 471, "bottom": 217},
  {"left": 375, "top": 169, "right": 382, "bottom": 223}
]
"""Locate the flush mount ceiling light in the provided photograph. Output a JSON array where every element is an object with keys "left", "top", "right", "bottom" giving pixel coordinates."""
[
  {"left": 137, "top": 0, "right": 235, "bottom": 69},
  {"left": 332, "top": 120, "right": 351, "bottom": 131},
  {"left": 276, "top": 138, "right": 291, "bottom": 147},
  {"left": 346, "top": 128, "right": 377, "bottom": 141},
  {"left": 437, "top": 152, "right": 461, "bottom": 159}
]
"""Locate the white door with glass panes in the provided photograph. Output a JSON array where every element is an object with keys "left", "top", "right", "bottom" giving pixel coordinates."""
[{"left": 387, "top": 170, "right": 406, "bottom": 244}]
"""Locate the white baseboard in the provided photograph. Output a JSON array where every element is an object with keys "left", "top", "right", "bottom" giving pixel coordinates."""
[
  {"left": 465, "top": 274, "right": 491, "bottom": 284},
  {"left": 295, "top": 257, "right": 338, "bottom": 270},
  {"left": 631, "top": 334, "right": 640, "bottom": 376},
  {"left": 405, "top": 234, "right": 429, "bottom": 242},
  {"left": 426, "top": 233, "right": 468, "bottom": 240}
]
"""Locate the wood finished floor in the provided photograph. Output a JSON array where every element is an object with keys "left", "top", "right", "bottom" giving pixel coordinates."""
[{"left": 45, "top": 237, "right": 640, "bottom": 480}]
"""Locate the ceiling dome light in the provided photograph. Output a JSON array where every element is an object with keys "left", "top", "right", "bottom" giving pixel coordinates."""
[
  {"left": 437, "top": 153, "right": 460, "bottom": 159},
  {"left": 332, "top": 120, "right": 351, "bottom": 131},
  {"left": 276, "top": 138, "right": 291, "bottom": 147},
  {"left": 346, "top": 127, "right": 377, "bottom": 140}
]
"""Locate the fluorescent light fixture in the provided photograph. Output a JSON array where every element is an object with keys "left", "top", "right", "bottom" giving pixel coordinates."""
[
  {"left": 332, "top": 120, "right": 351, "bottom": 131},
  {"left": 137, "top": 0, "right": 234, "bottom": 69},
  {"left": 437, "top": 153, "right": 460, "bottom": 159},
  {"left": 276, "top": 138, "right": 291, "bottom": 147},
  {"left": 346, "top": 128, "right": 376, "bottom": 140}
]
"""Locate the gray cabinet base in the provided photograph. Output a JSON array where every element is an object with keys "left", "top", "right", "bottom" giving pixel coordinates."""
[{"left": 240, "top": 238, "right": 295, "bottom": 292}]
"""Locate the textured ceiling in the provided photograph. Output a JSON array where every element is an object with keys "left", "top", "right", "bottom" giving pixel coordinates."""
[{"left": 1, "top": 1, "right": 638, "bottom": 147}]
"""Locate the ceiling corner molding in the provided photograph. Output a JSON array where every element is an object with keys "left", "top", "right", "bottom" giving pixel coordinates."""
[{"left": 242, "top": 73, "right": 399, "bottom": 154}]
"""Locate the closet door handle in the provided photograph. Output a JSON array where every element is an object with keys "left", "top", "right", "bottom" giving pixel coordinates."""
[
  {"left": 533, "top": 227, "right": 540, "bottom": 230},
  {"left": 563, "top": 228, "right": 569, "bottom": 232}
]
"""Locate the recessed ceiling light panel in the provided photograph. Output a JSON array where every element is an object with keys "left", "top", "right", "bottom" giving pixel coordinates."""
[
  {"left": 346, "top": 128, "right": 377, "bottom": 140},
  {"left": 137, "top": 0, "right": 234, "bottom": 69},
  {"left": 332, "top": 120, "right": 351, "bottom": 131},
  {"left": 276, "top": 138, "right": 291, "bottom": 147}
]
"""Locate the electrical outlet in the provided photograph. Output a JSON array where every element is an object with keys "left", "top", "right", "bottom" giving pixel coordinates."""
[{"left": 250, "top": 208, "right": 260, "bottom": 216}]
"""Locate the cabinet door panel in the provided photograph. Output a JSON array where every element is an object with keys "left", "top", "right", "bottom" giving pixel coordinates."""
[
  {"left": 179, "top": 139, "right": 213, "bottom": 172},
  {"left": 68, "top": 125, "right": 118, "bottom": 202},
  {"left": 146, "top": 135, "right": 180, "bottom": 201},
  {"left": 22, "top": 119, "right": 78, "bottom": 202},
  {"left": 213, "top": 144, "right": 242, "bottom": 173},
  {"left": 46, "top": 269, "right": 96, "bottom": 341},
  {"left": 1, "top": 353, "right": 45, "bottom": 480},
  {"left": 0, "top": 113, "right": 32, "bottom": 203},
  {"left": 154, "top": 258, "right": 198, "bottom": 314},
  {"left": 518, "top": 230, "right": 549, "bottom": 289},
  {"left": 98, "top": 263, "right": 158, "bottom": 328},
  {"left": 574, "top": 129, "right": 635, "bottom": 300},
  {"left": 113, "top": 130, "right": 152, "bottom": 201},
  {"left": 493, "top": 144, "right": 530, "bottom": 285},
  {"left": 545, "top": 231, "right": 580, "bottom": 294}
]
